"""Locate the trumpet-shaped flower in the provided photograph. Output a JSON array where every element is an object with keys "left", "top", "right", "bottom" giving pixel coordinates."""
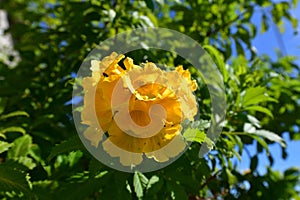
[{"left": 81, "top": 52, "right": 198, "bottom": 166}]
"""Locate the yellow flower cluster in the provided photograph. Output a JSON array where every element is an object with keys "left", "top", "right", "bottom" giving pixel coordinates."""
[{"left": 81, "top": 52, "right": 198, "bottom": 166}]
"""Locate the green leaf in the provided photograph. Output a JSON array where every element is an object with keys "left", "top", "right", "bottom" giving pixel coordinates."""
[
  {"left": 203, "top": 45, "right": 228, "bottom": 82},
  {"left": 242, "top": 86, "right": 277, "bottom": 107},
  {"left": 0, "top": 97, "right": 7, "bottom": 115},
  {"left": 0, "top": 161, "right": 32, "bottom": 198},
  {"left": 146, "top": 175, "right": 159, "bottom": 190},
  {"left": 47, "top": 135, "right": 84, "bottom": 161},
  {"left": 250, "top": 156, "right": 258, "bottom": 171},
  {"left": 145, "top": 175, "right": 164, "bottom": 195},
  {"left": 167, "top": 181, "right": 188, "bottom": 200},
  {"left": 261, "top": 14, "right": 269, "bottom": 33},
  {"left": 32, "top": 180, "right": 55, "bottom": 200},
  {"left": 52, "top": 173, "right": 112, "bottom": 200},
  {"left": 18, "top": 156, "right": 37, "bottom": 170},
  {"left": 244, "top": 105, "right": 274, "bottom": 118},
  {"left": 145, "top": 0, "right": 154, "bottom": 10},
  {"left": 8, "top": 135, "right": 32, "bottom": 158},
  {"left": 183, "top": 128, "right": 206, "bottom": 143},
  {"left": 251, "top": 130, "right": 286, "bottom": 147},
  {"left": 235, "top": 39, "right": 244, "bottom": 56},
  {"left": 249, "top": 134, "right": 270, "bottom": 155},
  {"left": 247, "top": 115, "right": 261, "bottom": 128},
  {"left": 133, "top": 171, "right": 148, "bottom": 199},
  {"left": 226, "top": 168, "right": 238, "bottom": 186},
  {"left": 0, "top": 141, "right": 12, "bottom": 154},
  {"left": 0, "top": 126, "right": 26, "bottom": 135},
  {"left": 184, "top": 128, "right": 215, "bottom": 151},
  {"left": 0, "top": 111, "right": 29, "bottom": 120}
]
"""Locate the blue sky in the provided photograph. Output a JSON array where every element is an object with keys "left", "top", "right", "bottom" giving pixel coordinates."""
[{"left": 235, "top": 3, "right": 300, "bottom": 174}]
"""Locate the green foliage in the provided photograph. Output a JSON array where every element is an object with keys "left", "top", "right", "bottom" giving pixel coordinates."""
[
  {"left": 0, "top": 161, "right": 33, "bottom": 199},
  {"left": 47, "top": 135, "right": 84, "bottom": 161},
  {"left": 0, "top": 0, "right": 300, "bottom": 199}
]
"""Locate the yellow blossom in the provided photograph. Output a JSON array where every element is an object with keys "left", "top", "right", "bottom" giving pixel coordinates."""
[{"left": 81, "top": 52, "right": 198, "bottom": 166}]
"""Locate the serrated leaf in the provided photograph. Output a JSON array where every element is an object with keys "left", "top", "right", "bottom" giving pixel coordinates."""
[
  {"left": 8, "top": 135, "right": 32, "bottom": 158},
  {"left": 183, "top": 128, "right": 206, "bottom": 143},
  {"left": 0, "top": 161, "right": 32, "bottom": 198},
  {"left": 0, "top": 111, "right": 29, "bottom": 120},
  {"left": 17, "top": 156, "right": 36, "bottom": 170},
  {"left": 192, "top": 128, "right": 216, "bottom": 154},
  {"left": 0, "top": 141, "right": 12, "bottom": 154},
  {"left": 47, "top": 135, "right": 84, "bottom": 161},
  {"left": 244, "top": 105, "right": 274, "bottom": 118},
  {"left": 133, "top": 171, "right": 148, "bottom": 199}
]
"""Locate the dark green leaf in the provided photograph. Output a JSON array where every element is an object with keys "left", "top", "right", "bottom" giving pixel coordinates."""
[
  {"left": 47, "top": 135, "right": 84, "bottom": 161},
  {"left": 0, "top": 161, "right": 33, "bottom": 198}
]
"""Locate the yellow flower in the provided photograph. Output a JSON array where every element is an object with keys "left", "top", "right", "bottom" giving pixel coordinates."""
[{"left": 81, "top": 52, "right": 198, "bottom": 166}]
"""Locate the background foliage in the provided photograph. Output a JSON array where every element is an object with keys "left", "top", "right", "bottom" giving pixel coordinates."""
[{"left": 0, "top": 0, "right": 300, "bottom": 199}]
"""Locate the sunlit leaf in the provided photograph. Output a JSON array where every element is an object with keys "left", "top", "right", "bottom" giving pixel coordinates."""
[
  {"left": 252, "top": 130, "right": 286, "bottom": 147},
  {"left": 8, "top": 135, "right": 32, "bottom": 158},
  {"left": 0, "top": 111, "right": 29, "bottom": 120},
  {"left": 133, "top": 171, "right": 148, "bottom": 199}
]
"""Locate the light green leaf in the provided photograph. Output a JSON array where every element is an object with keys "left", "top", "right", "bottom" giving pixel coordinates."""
[
  {"left": 0, "top": 127, "right": 26, "bottom": 135},
  {"left": 183, "top": 128, "right": 206, "bottom": 143},
  {"left": 17, "top": 156, "right": 36, "bottom": 170},
  {"left": 203, "top": 45, "right": 228, "bottom": 82},
  {"left": 0, "top": 111, "right": 29, "bottom": 120},
  {"left": 133, "top": 171, "right": 148, "bottom": 199},
  {"left": 244, "top": 105, "right": 274, "bottom": 118},
  {"left": 184, "top": 128, "right": 215, "bottom": 149},
  {"left": 226, "top": 168, "right": 238, "bottom": 186},
  {"left": 8, "top": 135, "right": 32, "bottom": 158},
  {"left": 0, "top": 141, "right": 12, "bottom": 154},
  {"left": 146, "top": 175, "right": 159, "bottom": 190},
  {"left": 242, "top": 86, "right": 277, "bottom": 107}
]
